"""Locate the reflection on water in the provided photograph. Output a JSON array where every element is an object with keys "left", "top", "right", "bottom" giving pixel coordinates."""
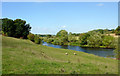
[{"left": 42, "top": 42, "right": 115, "bottom": 58}]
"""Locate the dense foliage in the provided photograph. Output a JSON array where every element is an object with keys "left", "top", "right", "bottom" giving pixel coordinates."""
[
  {"left": 44, "top": 28, "right": 118, "bottom": 49},
  {"left": 114, "top": 37, "right": 120, "bottom": 59},
  {"left": 34, "top": 35, "right": 42, "bottom": 44},
  {"left": 115, "top": 26, "right": 120, "bottom": 35},
  {"left": 79, "top": 33, "right": 90, "bottom": 45},
  {"left": 1, "top": 18, "right": 31, "bottom": 38},
  {"left": 27, "top": 33, "right": 42, "bottom": 44},
  {"left": 51, "top": 30, "right": 68, "bottom": 45},
  {"left": 27, "top": 33, "right": 35, "bottom": 42},
  {"left": 87, "top": 32, "right": 103, "bottom": 47}
]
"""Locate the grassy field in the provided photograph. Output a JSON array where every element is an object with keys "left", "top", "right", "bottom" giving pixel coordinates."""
[{"left": 2, "top": 36, "right": 118, "bottom": 74}]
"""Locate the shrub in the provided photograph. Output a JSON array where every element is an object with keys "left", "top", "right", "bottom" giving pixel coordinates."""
[
  {"left": 115, "top": 26, "right": 120, "bottom": 35},
  {"left": 53, "top": 39, "right": 59, "bottom": 45},
  {"left": 47, "top": 38, "right": 54, "bottom": 43},
  {"left": 53, "top": 39, "right": 61, "bottom": 45},
  {"left": 114, "top": 37, "right": 120, "bottom": 59},
  {"left": 27, "top": 34, "right": 35, "bottom": 42},
  {"left": 34, "top": 35, "right": 41, "bottom": 44},
  {"left": 79, "top": 33, "right": 90, "bottom": 45},
  {"left": 52, "top": 39, "right": 64, "bottom": 45},
  {"left": 102, "top": 35, "right": 116, "bottom": 48},
  {"left": 87, "top": 32, "right": 102, "bottom": 47},
  {"left": 43, "top": 37, "right": 48, "bottom": 42},
  {"left": 20, "top": 37, "right": 23, "bottom": 39}
]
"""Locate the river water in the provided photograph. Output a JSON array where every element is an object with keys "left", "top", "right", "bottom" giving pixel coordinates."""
[{"left": 42, "top": 42, "right": 115, "bottom": 58}]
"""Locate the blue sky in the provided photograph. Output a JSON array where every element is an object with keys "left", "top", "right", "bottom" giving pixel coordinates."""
[{"left": 2, "top": 2, "right": 118, "bottom": 35}]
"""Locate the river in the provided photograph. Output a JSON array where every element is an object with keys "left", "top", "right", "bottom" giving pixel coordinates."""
[{"left": 42, "top": 42, "right": 115, "bottom": 58}]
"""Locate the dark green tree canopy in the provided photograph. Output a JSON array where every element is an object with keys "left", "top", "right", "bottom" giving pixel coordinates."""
[
  {"left": 14, "top": 19, "right": 31, "bottom": 38},
  {"left": 2, "top": 18, "right": 31, "bottom": 38},
  {"left": 2, "top": 18, "right": 15, "bottom": 36}
]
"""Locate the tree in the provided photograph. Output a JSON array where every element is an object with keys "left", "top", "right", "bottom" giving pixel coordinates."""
[
  {"left": 61, "top": 36, "right": 68, "bottom": 43},
  {"left": 79, "top": 33, "right": 90, "bottom": 45},
  {"left": 115, "top": 26, "right": 120, "bottom": 35},
  {"left": 104, "top": 29, "right": 110, "bottom": 34},
  {"left": 23, "top": 24, "right": 31, "bottom": 38},
  {"left": 102, "top": 35, "right": 116, "bottom": 48},
  {"left": 27, "top": 33, "right": 35, "bottom": 42},
  {"left": 2, "top": 18, "right": 15, "bottom": 36},
  {"left": 53, "top": 39, "right": 61, "bottom": 45},
  {"left": 87, "top": 32, "right": 102, "bottom": 47},
  {"left": 56, "top": 30, "right": 68, "bottom": 43},
  {"left": 68, "top": 32, "right": 72, "bottom": 42},
  {"left": 56, "top": 30, "right": 68, "bottom": 37},
  {"left": 98, "top": 29, "right": 104, "bottom": 34},
  {"left": 47, "top": 38, "right": 54, "bottom": 43},
  {"left": 68, "top": 32, "right": 76, "bottom": 42},
  {"left": 34, "top": 35, "right": 41, "bottom": 44},
  {"left": 114, "top": 47, "right": 120, "bottom": 59},
  {"left": 68, "top": 32, "right": 77, "bottom": 42},
  {"left": 47, "top": 34, "right": 52, "bottom": 38},
  {"left": 2, "top": 18, "right": 31, "bottom": 38},
  {"left": 111, "top": 29, "right": 115, "bottom": 33},
  {"left": 14, "top": 19, "right": 31, "bottom": 38},
  {"left": 114, "top": 37, "right": 120, "bottom": 59}
]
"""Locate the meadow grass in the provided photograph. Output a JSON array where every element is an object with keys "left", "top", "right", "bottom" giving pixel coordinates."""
[{"left": 2, "top": 36, "right": 118, "bottom": 74}]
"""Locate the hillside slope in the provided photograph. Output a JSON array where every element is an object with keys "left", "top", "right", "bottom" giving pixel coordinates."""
[{"left": 2, "top": 36, "right": 118, "bottom": 74}]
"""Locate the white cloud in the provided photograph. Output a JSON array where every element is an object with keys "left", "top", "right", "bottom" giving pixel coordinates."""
[
  {"left": 31, "top": 26, "right": 56, "bottom": 34},
  {"left": 97, "top": 3, "right": 104, "bottom": 6},
  {"left": 61, "top": 25, "right": 66, "bottom": 28}
]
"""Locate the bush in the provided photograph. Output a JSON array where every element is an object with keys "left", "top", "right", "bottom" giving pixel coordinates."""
[
  {"left": 20, "top": 37, "right": 23, "bottom": 39},
  {"left": 102, "top": 35, "right": 116, "bottom": 48},
  {"left": 114, "top": 37, "right": 120, "bottom": 59},
  {"left": 79, "top": 33, "right": 90, "bottom": 45},
  {"left": 53, "top": 39, "right": 59, "bottom": 45},
  {"left": 34, "top": 35, "right": 41, "bottom": 44},
  {"left": 115, "top": 26, "right": 120, "bottom": 35},
  {"left": 47, "top": 38, "right": 54, "bottom": 43},
  {"left": 27, "top": 34, "right": 35, "bottom": 42},
  {"left": 53, "top": 39, "right": 61, "bottom": 45},
  {"left": 87, "top": 32, "right": 102, "bottom": 47},
  {"left": 52, "top": 39, "right": 64, "bottom": 45}
]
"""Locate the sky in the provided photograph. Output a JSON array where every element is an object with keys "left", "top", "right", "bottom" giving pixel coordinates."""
[{"left": 2, "top": 2, "right": 118, "bottom": 35}]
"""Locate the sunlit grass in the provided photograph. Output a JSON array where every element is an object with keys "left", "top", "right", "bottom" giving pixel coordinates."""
[{"left": 2, "top": 36, "right": 118, "bottom": 74}]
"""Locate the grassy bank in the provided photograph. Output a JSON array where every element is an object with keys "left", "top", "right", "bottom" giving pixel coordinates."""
[
  {"left": 66, "top": 42, "right": 116, "bottom": 49},
  {"left": 2, "top": 36, "right": 118, "bottom": 74}
]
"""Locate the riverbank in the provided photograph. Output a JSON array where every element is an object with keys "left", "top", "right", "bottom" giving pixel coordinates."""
[
  {"left": 48, "top": 41, "right": 115, "bottom": 49},
  {"left": 43, "top": 29, "right": 117, "bottom": 49},
  {"left": 69, "top": 43, "right": 115, "bottom": 49},
  {"left": 2, "top": 36, "right": 118, "bottom": 74},
  {"left": 43, "top": 42, "right": 115, "bottom": 58}
]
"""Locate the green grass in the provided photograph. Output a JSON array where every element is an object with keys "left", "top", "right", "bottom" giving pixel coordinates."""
[
  {"left": 2, "top": 36, "right": 118, "bottom": 74},
  {"left": 0, "top": 35, "right": 2, "bottom": 75}
]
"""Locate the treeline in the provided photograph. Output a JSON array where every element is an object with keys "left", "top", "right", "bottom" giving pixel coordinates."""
[
  {"left": 1, "top": 18, "right": 42, "bottom": 44},
  {"left": 44, "top": 27, "right": 120, "bottom": 49}
]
